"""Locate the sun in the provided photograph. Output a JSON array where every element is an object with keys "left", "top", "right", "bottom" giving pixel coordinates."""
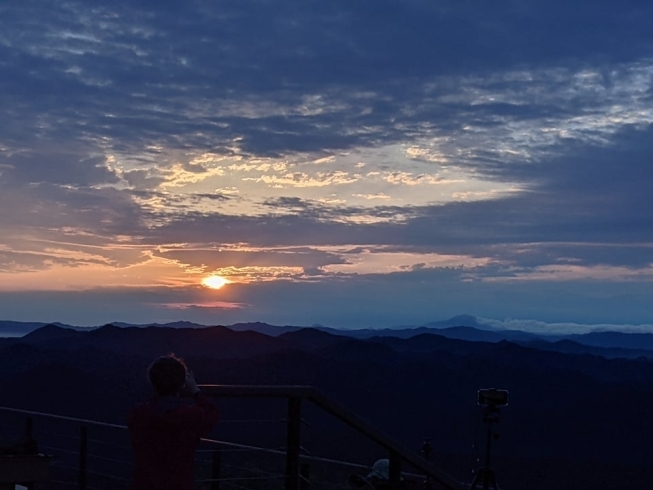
[{"left": 201, "top": 275, "right": 229, "bottom": 290}]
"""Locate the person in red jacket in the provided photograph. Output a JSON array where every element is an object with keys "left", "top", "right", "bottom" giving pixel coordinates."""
[{"left": 129, "top": 354, "right": 219, "bottom": 490}]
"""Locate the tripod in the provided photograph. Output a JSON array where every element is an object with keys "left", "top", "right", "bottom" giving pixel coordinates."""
[{"left": 470, "top": 405, "right": 501, "bottom": 490}]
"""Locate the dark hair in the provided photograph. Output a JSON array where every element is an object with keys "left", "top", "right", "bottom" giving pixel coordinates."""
[{"left": 148, "top": 354, "right": 187, "bottom": 396}]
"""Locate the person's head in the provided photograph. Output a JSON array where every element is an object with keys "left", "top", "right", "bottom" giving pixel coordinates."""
[{"left": 147, "top": 354, "right": 187, "bottom": 396}]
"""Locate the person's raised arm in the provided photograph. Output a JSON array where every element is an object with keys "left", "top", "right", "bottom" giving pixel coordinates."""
[
  {"left": 181, "top": 370, "right": 201, "bottom": 396},
  {"left": 182, "top": 370, "right": 219, "bottom": 434}
]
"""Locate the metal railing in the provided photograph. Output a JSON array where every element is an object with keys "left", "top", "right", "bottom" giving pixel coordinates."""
[
  {"left": 0, "top": 406, "right": 133, "bottom": 490},
  {"left": 0, "top": 385, "right": 463, "bottom": 490},
  {"left": 199, "top": 385, "right": 460, "bottom": 490}
]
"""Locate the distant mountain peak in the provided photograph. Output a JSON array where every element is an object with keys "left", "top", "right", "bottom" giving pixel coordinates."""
[
  {"left": 448, "top": 314, "right": 478, "bottom": 323},
  {"left": 228, "top": 322, "right": 304, "bottom": 336},
  {"left": 280, "top": 327, "right": 344, "bottom": 340},
  {"left": 21, "top": 324, "right": 79, "bottom": 341},
  {"left": 424, "top": 315, "right": 488, "bottom": 329}
]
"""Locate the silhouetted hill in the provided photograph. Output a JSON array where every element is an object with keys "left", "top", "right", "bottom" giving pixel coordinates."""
[
  {"left": 110, "top": 320, "right": 209, "bottom": 329},
  {"left": 277, "top": 327, "right": 349, "bottom": 351},
  {"left": 8, "top": 316, "right": 653, "bottom": 356},
  {"left": 314, "top": 337, "right": 400, "bottom": 363},
  {"left": 2, "top": 361, "right": 132, "bottom": 421},
  {"left": 566, "top": 331, "right": 653, "bottom": 351},
  {"left": 4, "top": 322, "right": 653, "bottom": 489},
  {"left": 426, "top": 325, "right": 541, "bottom": 342},
  {"left": 227, "top": 315, "right": 542, "bottom": 341},
  {"left": 0, "top": 320, "right": 90, "bottom": 338},
  {"left": 20, "top": 323, "right": 81, "bottom": 342},
  {"left": 0, "top": 321, "right": 47, "bottom": 337},
  {"left": 88, "top": 324, "right": 283, "bottom": 359},
  {"left": 371, "top": 332, "right": 494, "bottom": 356},
  {"left": 15, "top": 323, "right": 283, "bottom": 359},
  {"left": 229, "top": 321, "right": 304, "bottom": 336},
  {"left": 518, "top": 338, "right": 653, "bottom": 359}
]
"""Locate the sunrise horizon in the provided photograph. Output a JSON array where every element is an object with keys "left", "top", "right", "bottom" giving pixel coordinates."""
[{"left": 2, "top": 1, "right": 653, "bottom": 334}]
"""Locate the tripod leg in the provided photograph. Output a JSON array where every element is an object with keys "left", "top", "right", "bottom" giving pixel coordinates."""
[
  {"left": 489, "top": 470, "right": 499, "bottom": 490},
  {"left": 470, "top": 468, "right": 494, "bottom": 490},
  {"left": 469, "top": 468, "right": 482, "bottom": 490},
  {"left": 481, "top": 468, "right": 495, "bottom": 490}
]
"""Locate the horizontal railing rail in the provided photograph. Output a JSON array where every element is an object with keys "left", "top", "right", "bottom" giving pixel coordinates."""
[{"left": 0, "top": 406, "right": 127, "bottom": 430}]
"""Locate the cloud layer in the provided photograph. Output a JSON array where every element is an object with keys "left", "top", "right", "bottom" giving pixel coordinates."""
[{"left": 2, "top": 0, "right": 653, "bottom": 328}]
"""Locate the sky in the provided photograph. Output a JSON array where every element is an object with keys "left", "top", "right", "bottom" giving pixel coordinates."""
[{"left": 1, "top": 0, "right": 653, "bottom": 331}]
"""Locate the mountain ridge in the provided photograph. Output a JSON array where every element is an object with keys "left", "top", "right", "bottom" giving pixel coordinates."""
[
  {"left": 4, "top": 317, "right": 653, "bottom": 356},
  {"left": 2, "top": 319, "right": 653, "bottom": 489}
]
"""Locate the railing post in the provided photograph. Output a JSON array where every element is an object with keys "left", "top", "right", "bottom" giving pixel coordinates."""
[
  {"left": 23, "top": 418, "right": 35, "bottom": 490},
  {"left": 389, "top": 451, "right": 401, "bottom": 490},
  {"left": 25, "top": 417, "right": 33, "bottom": 439},
  {"left": 211, "top": 450, "right": 221, "bottom": 490},
  {"left": 285, "top": 397, "right": 302, "bottom": 490},
  {"left": 24, "top": 416, "right": 37, "bottom": 456},
  {"left": 299, "top": 462, "right": 310, "bottom": 490},
  {"left": 78, "top": 425, "right": 87, "bottom": 490}
]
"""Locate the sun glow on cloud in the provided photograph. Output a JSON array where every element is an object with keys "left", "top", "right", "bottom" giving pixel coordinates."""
[
  {"left": 206, "top": 266, "right": 306, "bottom": 283},
  {"left": 160, "top": 163, "right": 225, "bottom": 188},
  {"left": 0, "top": 254, "right": 198, "bottom": 291},
  {"left": 244, "top": 170, "right": 361, "bottom": 188},
  {"left": 107, "top": 139, "right": 521, "bottom": 219}
]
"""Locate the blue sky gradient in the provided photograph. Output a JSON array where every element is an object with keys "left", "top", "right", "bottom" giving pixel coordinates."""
[{"left": 1, "top": 1, "right": 653, "bottom": 330}]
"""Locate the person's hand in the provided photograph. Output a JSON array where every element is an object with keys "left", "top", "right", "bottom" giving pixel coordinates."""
[{"left": 181, "top": 370, "right": 200, "bottom": 396}]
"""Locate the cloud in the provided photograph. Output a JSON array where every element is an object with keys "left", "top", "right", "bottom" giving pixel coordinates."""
[
  {"left": 352, "top": 193, "right": 391, "bottom": 200},
  {"left": 159, "top": 301, "right": 245, "bottom": 311},
  {"left": 154, "top": 245, "right": 348, "bottom": 276},
  {"left": 1, "top": 147, "right": 120, "bottom": 187},
  {"left": 477, "top": 317, "right": 653, "bottom": 335},
  {"left": 244, "top": 171, "right": 360, "bottom": 188},
  {"left": 0, "top": 181, "right": 145, "bottom": 236},
  {"left": 160, "top": 163, "right": 225, "bottom": 188},
  {"left": 321, "top": 249, "right": 490, "bottom": 275},
  {"left": 2, "top": 0, "right": 653, "bottom": 327},
  {"left": 382, "top": 171, "right": 461, "bottom": 186},
  {"left": 0, "top": 243, "right": 147, "bottom": 273},
  {"left": 3, "top": 0, "right": 651, "bottom": 164},
  {"left": 121, "top": 169, "right": 167, "bottom": 190}
]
